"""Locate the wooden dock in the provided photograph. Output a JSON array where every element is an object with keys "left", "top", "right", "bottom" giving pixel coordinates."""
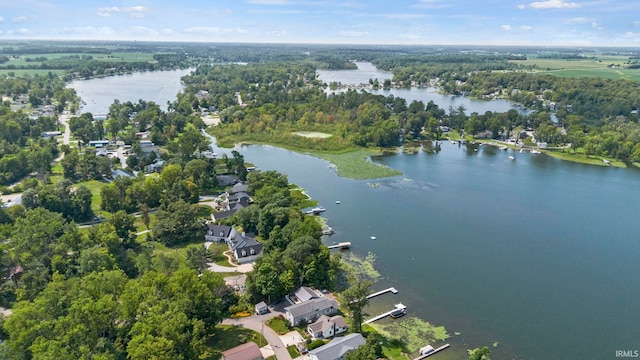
[
  {"left": 413, "top": 344, "right": 450, "bottom": 359},
  {"left": 327, "top": 242, "right": 351, "bottom": 250},
  {"left": 363, "top": 303, "right": 406, "bottom": 324},
  {"left": 366, "top": 287, "right": 398, "bottom": 300}
]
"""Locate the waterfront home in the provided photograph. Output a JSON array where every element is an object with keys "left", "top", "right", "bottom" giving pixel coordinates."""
[
  {"left": 228, "top": 232, "right": 263, "bottom": 264},
  {"left": 308, "top": 333, "right": 365, "bottom": 360},
  {"left": 217, "top": 175, "right": 240, "bottom": 187},
  {"left": 284, "top": 298, "right": 338, "bottom": 327},
  {"left": 221, "top": 342, "right": 263, "bottom": 360},
  {"left": 307, "top": 315, "right": 348, "bottom": 339},
  {"left": 204, "top": 224, "right": 236, "bottom": 243},
  {"left": 211, "top": 202, "right": 246, "bottom": 223},
  {"left": 287, "top": 286, "right": 324, "bottom": 304}
]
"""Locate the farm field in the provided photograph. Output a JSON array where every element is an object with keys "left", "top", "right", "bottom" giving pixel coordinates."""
[{"left": 510, "top": 56, "right": 640, "bottom": 81}]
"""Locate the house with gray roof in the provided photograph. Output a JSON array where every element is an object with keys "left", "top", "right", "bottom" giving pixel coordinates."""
[
  {"left": 284, "top": 298, "right": 338, "bottom": 327},
  {"left": 211, "top": 203, "right": 246, "bottom": 223},
  {"left": 204, "top": 224, "right": 236, "bottom": 243},
  {"left": 228, "top": 232, "right": 263, "bottom": 264},
  {"left": 288, "top": 286, "right": 323, "bottom": 304},
  {"left": 307, "top": 315, "right": 347, "bottom": 339},
  {"left": 308, "top": 333, "right": 365, "bottom": 360}
]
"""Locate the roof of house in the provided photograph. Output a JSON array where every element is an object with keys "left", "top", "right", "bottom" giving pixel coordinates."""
[
  {"left": 308, "top": 333, "right": 365, "bottom": 360},
  {"left": 231, "top": 182, "right": 250, "bottom": 194},
  {"left": 221, "top": 342, "right": 262, "bottom": 360},
  {"left": 308, "top": 315, "right": 332, "bottom": 334},
  {"left": 229, "top": 192, "right": 250, "bottom": 201},
  {"left": 218, "top": 175, "right": 240, "bottom": 186},
  {"left": 255, "top": 301, "right": 268, "bottom": 310},
  {"left": 285, "top": 298, "right": 338, "bottom": 319},
  {"left": 308, "top": 315, "right": 347, "bottom": 335},
  {"left": 112, "top": 169, "right": 135, "bottom": 179},
  {"left": 206, "top": 224, "right": 233, "bottom": 238},
  {"left": 231, "top": 233, "right": 263, "bottom": 256},
  {"left": 294, "top": 286, "right": 321, "bottom": 303}
]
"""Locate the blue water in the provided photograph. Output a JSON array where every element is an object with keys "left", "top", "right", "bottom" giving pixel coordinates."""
[{"left": 229, "top": 142, "right": 640, "bottom": 360}]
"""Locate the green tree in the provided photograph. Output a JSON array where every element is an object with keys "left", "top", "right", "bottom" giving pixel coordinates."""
[
  {"left": 153, "top": 200, "right": 204, "bottom": 246},
  {"left": 340, "top": 279, "right": 372, "bottom": 333}
]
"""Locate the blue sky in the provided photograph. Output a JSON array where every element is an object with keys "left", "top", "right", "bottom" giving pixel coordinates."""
[{"left": 1, "top": 0, "right": 640, "bottom": 46}]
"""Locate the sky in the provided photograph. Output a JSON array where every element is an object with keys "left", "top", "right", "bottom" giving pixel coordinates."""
[{"left": 1, "top": 0, "right": 640, "bottom": 47}]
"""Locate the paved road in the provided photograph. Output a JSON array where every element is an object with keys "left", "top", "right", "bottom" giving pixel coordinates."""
[{"left": 222, "top": 313, "right": 293, "bottom": 360}]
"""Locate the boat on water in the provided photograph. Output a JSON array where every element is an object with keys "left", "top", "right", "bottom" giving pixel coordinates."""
[
  {"left": 531, "top": 149, "right": 541, "bottom": 154},
  {"left": 335, "top": 200, "right": 341, "bottom": 204},
  {"left": 499, "top": 145, "right": 508, "bottom": 150},
  {"left": 509, "top": 155, "right": 515, "bottom": 160},
  {"left": 390, "top": 307, "right": 407, "bottom": 319},
  {"left": 370, "top": 236, "right": 376, "bottom": 240},
  {"left": 306, "top": 206, "right": 326, "bottom": 214},
  {"left": 322, "top": 227, "right": 334, "bottom": 235}
]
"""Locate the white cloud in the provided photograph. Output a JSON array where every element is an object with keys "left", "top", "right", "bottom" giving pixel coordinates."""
[
  {"left": 126, "top": 26, "right": 158, "bottom": 36},
  {"left": 634, "top": 21, "right": 640, "bottom": 27},
  {"left": 161, "top": 28, "right": 175, "bottom": 35},
  {"left": 412, "top": 0, "right": 451, "bottom": 9},
  {"left": 517, "top": 4, "right": 526, "bottom": 9},
  {"left": 502, "top": 25, "right": 512, "bottom": 31},
  {"left": 527, "top": 0, "right": 580, "bottom": 9},
  {"left": 12, "top": 16, "right": 29, "bottom": 23},
  {"left": 383, "top": 13, "right": 427, "bottom": 19},
  {"left": 182, "top": 27, "right": 248, "bottom": 35},
  {"left": 60, "top": 26, "right": 115, "bottom": 36},
  {"left": 7, "top": 28, "right": 33, "bottom": 35},
  {"left": 97, "top": 6, "right": 150, "bottom": 18},
  {"left": 246, "top": 0, "right": 288, "bottom": 4},
  {"left": 567, "top": 17, "right": 589, "bottom": 24},
  {"left": 266, "top": 30, "right": 287, "bottom": 36},
  {"left": 521, "top": 25, "right": 533, "bottom": 30},
  {"left": 591, "top": 22, "right": 604, "bottom": 30},
  {"left": 622, "top": 32, "right": 639, "bottom": 39},
  {"left": 338, "top": 30, "right": 369, "bottom": 37},
  {"left": 0, "top": 16, "right": 4, "bottom": 23}
]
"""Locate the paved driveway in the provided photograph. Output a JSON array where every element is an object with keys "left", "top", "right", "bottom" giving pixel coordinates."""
[{"left": 222, "top": 313, "right": 293, "bottom": 360}]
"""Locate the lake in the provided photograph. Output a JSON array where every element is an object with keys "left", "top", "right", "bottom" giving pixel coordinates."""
[
  {"left": 76, "top": 67, "right": 640, "bottom": 359},
  {"left": 226, "top": 141, "right": 640, "bottom": 360},
  {"left": 317, "top": 62, "right": 530, "bottom": 115},
  {"left": 68, "top": 68, "right": 193, "bottom": 115}
]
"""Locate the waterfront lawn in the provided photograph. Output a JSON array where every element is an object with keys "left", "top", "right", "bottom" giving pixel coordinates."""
[
  {"left": 205, "top": 324, "right": 267, "bottom": 359},
  {"left": 545, "top": 149, "right": 626, "bottom": 168},
  {"left": 368, "top": 317, "right": 449, "bottom": 357}
]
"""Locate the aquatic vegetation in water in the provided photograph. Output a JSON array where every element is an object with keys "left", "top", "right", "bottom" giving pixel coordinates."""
[{"left": 372, "top": 317, "right": 449, "bottom": 353}]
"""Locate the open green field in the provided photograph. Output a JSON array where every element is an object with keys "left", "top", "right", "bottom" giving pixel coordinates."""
[
  {"left": 72, "top": 179, "right": 110, "bottom": 212},
  {"left": 511, "top": 57, "right": 640, "bottom": 81}
]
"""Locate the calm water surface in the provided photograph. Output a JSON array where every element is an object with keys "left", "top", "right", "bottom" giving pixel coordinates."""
[
  {"left": 230, "top": 142, "right": 640, "bottom": 360},
  {"left": 79, "top": 69, "right": 640, "bottom": 359},
  {"left": 68, "top": 68, "right": 193, "bottom": 114},
  {"left": 317, "top": 62, "right": 529, "bottom": 115}
]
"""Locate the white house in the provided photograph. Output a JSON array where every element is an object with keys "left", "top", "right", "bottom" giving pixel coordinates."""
[
  {"left": 307, "top": 315, "right": 348, "bottom": 339},
  {"left": 284, "top": 298, "right": 338, "bottom": 327}
]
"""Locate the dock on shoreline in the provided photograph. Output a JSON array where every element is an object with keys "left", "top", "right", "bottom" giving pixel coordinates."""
[
  {"left": 366, "top": 287, "right": 398, "bottom": 300},
  {"left": 363, "top": 303, "right": 406, "bottom": 324}
]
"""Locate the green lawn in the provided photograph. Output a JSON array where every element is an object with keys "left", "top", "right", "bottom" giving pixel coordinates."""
[
  {"left": 72, "top": 179, "right": 110, "bottom": 212},
  {"left": 204, "top": 324, "right": 267, "bottom": 360},
  {"left": 266, "top": 317, "right": 291, "bottom": 335}
]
